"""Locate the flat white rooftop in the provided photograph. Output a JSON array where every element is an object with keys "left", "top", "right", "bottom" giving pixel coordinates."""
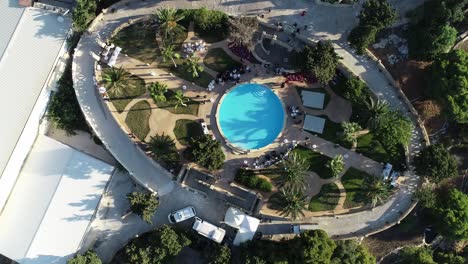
[
  {"left": 0, "top": 135, "right": 113, "bottom": 264},
  {"left": 303, "top": 115, "right": 326, "bottom": 134},
  {"left": 0, "top": 7, "right": 70, "bottom": 191},
  {"left": 301, "top": 90, "right": 326, "bottom": 109}
]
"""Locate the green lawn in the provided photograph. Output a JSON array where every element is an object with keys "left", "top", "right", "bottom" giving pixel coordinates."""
[
  {"left": 291, "top": 145, "right": 334, "bottom": 179},
  {"left": 156, "top": 89, "right": 200, "bottom": 115},
  {"left": 107, "top": 76, "right": 147, "bottom": 113},
  {"left": 341, "top": 168, "right": 374, "bottom": 209},
  {"left": 112, "top": 22, "right": 159, "bottom": 64},
  {"left": 195, "top": 27, "right": 228, "bottom": 43},
  {"left": 158, "top": 59, "right": 213, "bottom": 88},
  {"left": 112, "top": 22, "right": 188, "bottom": 64},
  {"left": 356, "top": 134, "right": 407, "bottom": 170},
  {"left": 296, "top": 87, "right": 331, "bottom": 110},
  {"left": 125, "top": 100, "right": 152, "bottom": 140},
  {"left": 309, "top": 182, "right": 340, "bottom": 212},
  {"left": 203, "top": 48, "right": 241, "bottom": 73},
  {"left": 173, "top": 119, "right": 203, "bottom": 145}
]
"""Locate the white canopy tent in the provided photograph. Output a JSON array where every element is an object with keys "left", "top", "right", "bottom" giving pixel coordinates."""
[{"left": 224, "top": 207, "right": 260, "bottom": 246}]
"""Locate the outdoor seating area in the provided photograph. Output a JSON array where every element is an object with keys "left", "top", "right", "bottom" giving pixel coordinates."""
[{"left": 183, "top": 41, "right": 207, "bottom": 57}]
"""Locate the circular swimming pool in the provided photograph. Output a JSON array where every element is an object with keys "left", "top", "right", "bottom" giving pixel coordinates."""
[{"left": 217, "top": 83, "right": 285, "bottom": 150}]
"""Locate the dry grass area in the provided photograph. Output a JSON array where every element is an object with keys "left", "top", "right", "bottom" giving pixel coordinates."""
[{"left": 369, "top": 27, "right": 446, "bottom": 134}]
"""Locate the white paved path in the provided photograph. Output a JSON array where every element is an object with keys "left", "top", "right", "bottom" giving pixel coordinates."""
[{"left": 72, "top": 1, "right": 426, "bottom": 258}]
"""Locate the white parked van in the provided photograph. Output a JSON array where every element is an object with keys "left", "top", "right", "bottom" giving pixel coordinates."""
[
  {"left": 168, "top": 206, "right": 196, "bottom": 224},
  {"left": 192, "top": 217, "right": 226, "bottom": 243}
]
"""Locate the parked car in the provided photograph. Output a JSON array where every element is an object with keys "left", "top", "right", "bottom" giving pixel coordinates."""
[{"left": 168, "top": 206, "right": 196, "bottom": 224}]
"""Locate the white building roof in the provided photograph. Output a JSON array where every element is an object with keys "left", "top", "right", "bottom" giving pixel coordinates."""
[
  {"left": 0, "top": 135, "right": 113, "bottom": 264},
  {"left": 224, "top": 207, "right": 260, "bottom": 246},
  {"left": 0, "top": 1, "right": 24, "bottom": 61},
  {"left": 0, "top": 7, "right": 71, "bottom": 204}
]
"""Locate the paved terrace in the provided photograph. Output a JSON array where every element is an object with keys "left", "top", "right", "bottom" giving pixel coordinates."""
[{"left": 73, "top": 0, "right": 425, "bottom": 248}]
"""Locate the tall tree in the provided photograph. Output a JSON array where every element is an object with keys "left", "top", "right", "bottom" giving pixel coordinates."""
[
  {"left": 173, "top": 90, "right": 189, "bottom": 109},
  {"left": 149, "top": 133, "right": 177, "bottom": 163},
  {"left": 369, "top": 110, "right": 413, "bottom": 147},
  {"left": 429, "top": 49, "right": 468, "bottom": 123},
  {"left": 148, "top": 82, "right": 168, "bottom": 103},
  {"left": 154, "top": 8, "right": 185, "bottom": 42},
  {"left": 362, "top": 176, "right": 391, "bottom": 207},
  {"left": 304, "top": 41, "right": 341, "bottom": 84},
  {"left": 72, "top": 0, "right": 96, "bottom": 32},
  {"left": 341, "top": 122, "right": 362, "bottom": 145},
  {"left": 435, "top": 189, "right": 468, "bottom": 240},
  {"left": 408, "top": 23, "right": 457, "bottom": 60},
  {"left": 348, "top": 25, "right": 379, "bottom": 54},
  {"left": 358, "top": 0, "right": 397, "bottom": 29},
  {"left": 184, "top": 55, "right": 205, "bottom": 78},
  {"left": 276, "top": 186, "right": 307, "bottom": 220},
  {"left": 160, "top": 44, "right": 181, "bottom": 68},
  {"left": 299, "top": 230, "right": 336, "bottom": 264},
  {"left": 280, "top": 152, "right": 309, "bottom": 190},
  {"left": 102, "top": 66, "right": 131, "bottom": 96},
  {"left": 331, "top": 240, "right": 375, "bottom": 264},
  {"left": 228, "top": 16, "right": 259, "bottom": 49},
  {"left": 414, "top": 144, "right": 458, "bottom": 183},
  {"left": 126, "top": 191, "right": 159, "bottom": 224},
  {"left": 327, "top": 155, "right": 345, "bottom": 178},
  {"left": 67, "top": 250, "right": 102, "bottom": 264},
  {"left": 188, "top": 135, "right": 225, "bottom": 170},
  {"left": 397, "top": 246, "right": 436, "bottom": 264}
]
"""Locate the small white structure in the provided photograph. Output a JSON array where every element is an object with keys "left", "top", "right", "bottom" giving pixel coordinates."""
[
  {"left": 303, "top": 115, "right": 326, "bottom": 134},
  {"left": 301, "top": 90, "right": 326, "bottom": 109},
  {"left": 192, "top": 217, "right": 226, "bottom": 243},
  {"left": 224, "top": 207, "right": 260, "bottom": 246},
  {"left": 382, "top": 163, "right": 392, "bottom": 180}
]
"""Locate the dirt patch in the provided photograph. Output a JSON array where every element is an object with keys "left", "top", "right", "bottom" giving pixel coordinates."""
[{"left": 413, "top": 99, "right": 446, "bottom": 135}]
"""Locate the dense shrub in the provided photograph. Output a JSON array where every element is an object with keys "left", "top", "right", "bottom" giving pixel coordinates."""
[
  {"left": 187, "top": 135, "right": 225, "bottom": 170},
  {"left": 193, "top": 8, "right": 228, "bottom": 32},
  {"left": 348, "top": 25, "right": 379, "bottom": 54},
  {"left": 235, "top": 169, "right": 272, "bottom": 192}
]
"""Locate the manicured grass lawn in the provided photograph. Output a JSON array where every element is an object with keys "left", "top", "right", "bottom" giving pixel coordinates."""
[
  {"left": 341, "top": 167, "right": 373, "bottom": 209},
  {"left": 195, "top": 27, "right": 228, "bottom": 43},
  {"left": 112, "top": 22, "right": 159, "bottom": 64},
  {"left": 291, "top": 145, "right": 334, "bottom": 179},
  {"left": 125, "top": 100, "right": 152, "bottom": 140},
  {"left": 173, "top": 119, "right": 203, "bottom": 145},
  {"left": 203, "top": 48, "right": 241, "bottom": 73},
  {"left": 356, "top": 134, "right": 406, "bottom": 170},
  {"left": 112, "top": 22, "right": 188, "bottom": 64},
  {"left": 158, "top": 59, "right": 213, "bottom": 88},
  {"left": 156, "top": 89, "right": 200, "bottom": 115},
  {"left": 296, "top": 87, "right": 331, "bottom": 110},
  {"left": 107, "top": 76, "right": 147, "bottom": 113},
  {"left": 356, "top": 134, "right": 389, "bottom": 162},
  {"left": 309, "top": 182, "right": 340, "bottom": 212}
]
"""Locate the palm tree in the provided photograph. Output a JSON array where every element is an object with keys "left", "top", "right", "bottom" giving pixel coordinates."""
[
  {"left": 149, "top": 133, "right": 176, "bottom": 162},
  {"left": 327, "top": 155, "right": 345, "bottom": 178},
  {"left": 173, "top": 90, "right": 188, "bottom": 109},
  {"left": 279, "top": 152, "right": 309, "bottom": 190},
  {"left": 102, "top": 66, "right": 131, "bottom": 96},
  {"left": 341, "top": 122, "right": 362, "bottom": 145},
  {"left": 363, "top": 176, "right": 391, "bottom": 208},
  {"left": 147, "top": 82, "right": 168, "bottom": 103},
  {"left": 184, "top": 55, "right": 204, "bottom": 78},
  {"left": 160, "top": 44, "right": 181, "bottom": 68},
  {"left": 365, "top": 96, "right": 389, "bottom": 123},
  {"left": 154, "top": 8, "right": 185, "bottom": 42},
  {"left": 276, "top": 186, "right": 307, "bottom": 220}
]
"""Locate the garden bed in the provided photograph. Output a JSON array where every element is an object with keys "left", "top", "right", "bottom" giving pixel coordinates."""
[
  {"left": 173, "top": 119, "right": 203, "bottom": 145},
  {"left": 291, "top": 145, "right": 334, "bottom": 179},
  {"left": 156, "top": 89, "right": 200, "bottom": 115},
  {"left": 308, "top": 182, "right": 340, "bottom": 212},
  {"left": 125, "top": 100, "right": 152, "bottom": 140},
  {"left": 203, "top": 48, "right": 241, "bottom": 73},
  {"left": 158, "top": 59, "right": 213, "bottom": 88},
  {"left": 341, "top": 168, "right": 374, "bottom": 209},
  {"left": 107, "top": 75, "right": 146, "bottom": 113}
]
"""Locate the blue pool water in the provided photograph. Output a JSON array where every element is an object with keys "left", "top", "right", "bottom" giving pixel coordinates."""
[{"left": 218, "top": 84, "right": 285, "bottom": 150}]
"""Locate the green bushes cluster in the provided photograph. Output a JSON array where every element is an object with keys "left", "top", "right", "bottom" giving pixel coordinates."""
[{"left": 235, "top": 169, "right": 272, "bottom": 192}]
